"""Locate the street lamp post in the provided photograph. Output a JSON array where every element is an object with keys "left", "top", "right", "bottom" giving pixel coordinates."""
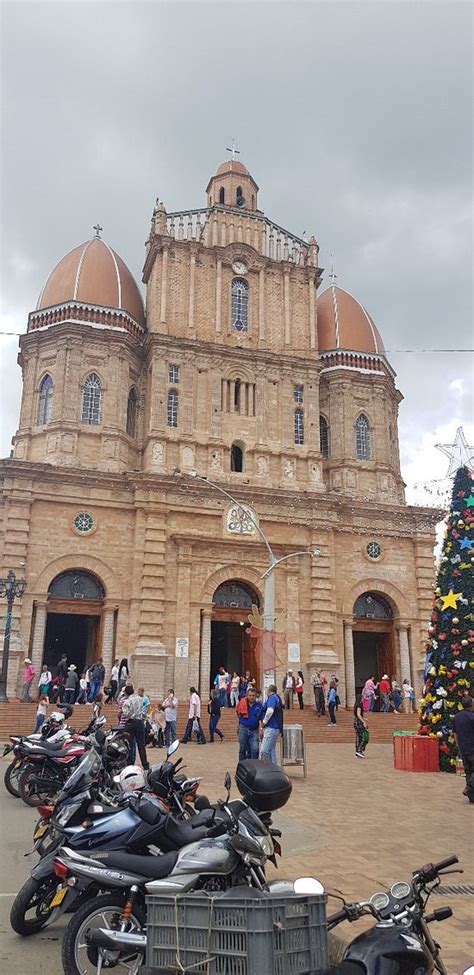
[
  {"left": 173, "top": 468, "right": 320, "bottom": 682},
  {"left": 0, "top": 570, "right": 26, "bottom": 703}
]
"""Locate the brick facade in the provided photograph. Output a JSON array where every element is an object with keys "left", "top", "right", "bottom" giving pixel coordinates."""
[{"left": 0, "top": 159, "right": 439, "bottom": 701}]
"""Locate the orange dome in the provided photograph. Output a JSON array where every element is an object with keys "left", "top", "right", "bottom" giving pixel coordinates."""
[
  {"left": 36, "top": 236, "right": 145, "bottom": 327},
  {"left": 215, "top": 160, "right": 249, "bottom": 176},
  {"left": 317, "top": 285, "right": 384, "bottom": 354}
]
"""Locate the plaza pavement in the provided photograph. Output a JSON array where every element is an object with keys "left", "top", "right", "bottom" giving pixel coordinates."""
[{"left": 0, "top": 741, "right": 472, "bottom": 973}]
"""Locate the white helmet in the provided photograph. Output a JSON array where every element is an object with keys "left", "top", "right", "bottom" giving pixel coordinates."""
[
  {"left": 50, "top": 711, "right": 66, "bottom": 723},
  {"left": 114, "top": 765, "right": 146, "bottom": 793}
]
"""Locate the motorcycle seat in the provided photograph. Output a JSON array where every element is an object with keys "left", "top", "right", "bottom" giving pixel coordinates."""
[
  {"left": 162, "top": 809, "right": 217, "bottom": 848},
  {"left": 90, "top": 849, "right": 179, "bottom": 879}
]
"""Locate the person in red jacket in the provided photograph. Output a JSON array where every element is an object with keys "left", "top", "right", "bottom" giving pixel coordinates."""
[{"left": 378, "top": 674, "right": 392, "bottom": 712}]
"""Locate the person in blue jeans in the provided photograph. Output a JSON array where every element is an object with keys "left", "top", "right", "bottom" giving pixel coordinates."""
[
  {"left": 208, "top": 690, "right": 225, "bottom": 742},
  {"left": 327, "top": 681, "right": 337, "bottom": 725},
  {"left": 260, "top": 685, "right": 283, "bottom": 764},
  {"left": 237, "top": 686, "right": 262, "bottom": 760}
]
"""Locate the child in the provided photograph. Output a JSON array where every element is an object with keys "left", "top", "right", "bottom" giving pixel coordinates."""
[
  {"left": 34, "top": 694, "right": 48, "bottom": 733},
  {"left": 77, "top": 672, "right": 88, "bottom": 704},
  {"left": 92, "top": 692, "right": 104, "bottom": 720},
  {"left": 403, "top": 678, "right": 416, "bottom": 714}
]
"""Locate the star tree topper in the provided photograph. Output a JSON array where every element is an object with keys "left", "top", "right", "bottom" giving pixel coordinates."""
[{"left": 435, "top": 426, "right": 474, "bottom": 476}]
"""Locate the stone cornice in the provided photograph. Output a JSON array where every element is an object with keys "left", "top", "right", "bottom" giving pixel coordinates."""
[{"left": 143, "top": 333, "right": 320, "bottom": 373}]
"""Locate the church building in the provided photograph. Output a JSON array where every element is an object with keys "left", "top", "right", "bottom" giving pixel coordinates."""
[{"left": 0, "top": 157, "right": 438, "bottom": 702}]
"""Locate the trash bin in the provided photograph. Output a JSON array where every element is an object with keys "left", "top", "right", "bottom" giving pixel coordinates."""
[
  {"left": 393, "top": 733, "right": 439, "bottom": 772},
  {"left": 280, "top": 725, "right": 306, "bottom": 777}
]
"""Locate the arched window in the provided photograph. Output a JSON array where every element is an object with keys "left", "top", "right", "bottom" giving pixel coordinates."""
[
  {"left": 167, "top": 389, "right": 178, "bottom": 428},
  {"left": 126, "top": 387, "right": 138, "bottom": 437},
  {"left": 294, "top": 409, "right": 304, "bottom": 445},
  {"left": 319, "top": 415, "right": 330, "bottom": 458},
  {"left": 81, "top": 373, "right": 102, "bottom": 425},
  {"left": 236, "top": 185, "right": 243, "bottom": 204},
  {"left": 355, "top": 413, "right": 371, "bottom": 460},
  {"left": 353, "top": 592, "right": 393, "bottom": 620},
  {"left": 231, "top": 278, "right": 249, "bottom": 332},
  {"left": 231, "top": 442, "right": 244, "bottom": 472},
  {"left": 37, "top": 374, "right": 53, "bottom": 425},
  {"left": 219, "top": 186, "right": 225, "bottom": 204}
]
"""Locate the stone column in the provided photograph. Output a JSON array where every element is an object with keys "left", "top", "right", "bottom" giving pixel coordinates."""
[
  {"left": 199, "top": 611, "right": 212, "bottom": 698},
  {"left": 309, "top": 277, "right": 316, "bottom": 350},
  {"left": 284, "top": 272, "right": 291, "bottom": 346},
  {"left": 215, "top": 259, "right": 222, "bottom": 334},
  {"left": 160, "top": 246, "right": 169, "bottom": 324},
  {"left": 344, "top": 622, "right": 355, "bottom": 707},
  {"left": 398, "top": 626, "right": 412, "bottom": 684},
  {"left": 100, "top": 607, "right": 116, "bottom": 676},
  {"left": 31, "top": 602, "right": 48, "bottom": 676},
  {"left": 188, "top": 251, "right": 196, "bottom": 331},
  {"left": 258, "top": 268, "right": 265, "bottom": 345}
]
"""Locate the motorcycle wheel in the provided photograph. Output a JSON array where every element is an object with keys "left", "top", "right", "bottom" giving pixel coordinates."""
[
  {"left": 10, "top": 876, "right": 58, "bottom": 935},
  {"left": 4, "top": 760, "right": 32, "bottom": 798},
  {"left": 62, "top": 893, "right": 146, "bottom": 975},
  {"left": 19, "top": 766, "right": 62, "bottom": 807}
]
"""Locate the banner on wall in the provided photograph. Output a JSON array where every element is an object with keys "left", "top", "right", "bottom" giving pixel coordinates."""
[
  {"left": 287, "top": 642, "right": 300, "bottom": 663},
  {"left": 175, "top": 637, "right": 189, "bottom": 658}
]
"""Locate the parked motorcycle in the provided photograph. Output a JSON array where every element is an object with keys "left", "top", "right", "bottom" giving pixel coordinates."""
[
  {"left": 3, "top": 710, "right": 75, "bottom": 797},
  {"left": 325, "top": 854, "right": 462, "bottom": 974},
  {"left": 56, "top": 761, "right": 291, "bottom": 975}
]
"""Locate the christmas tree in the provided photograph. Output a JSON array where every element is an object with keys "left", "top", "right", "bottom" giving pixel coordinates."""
[{"left": 419, "top": 465, "right": 474, "bottom": 771}]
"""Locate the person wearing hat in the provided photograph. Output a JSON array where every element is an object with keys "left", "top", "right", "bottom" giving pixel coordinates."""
[
  {"left": 20, "top": 659, "right": 36, "bottom": 702},
  {"left": 378, "top": 674, "right": 392, "bottom": 712},
  {"left": 63, "top": 664, "right": 78, "bottom": 704},
  {"left": 282, "top": 670, "right": 296, "bottom": 710}
]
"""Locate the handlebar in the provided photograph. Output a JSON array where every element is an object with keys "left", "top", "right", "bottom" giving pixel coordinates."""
[
  {"left": 327, "top": 908, "right": 349, "bottom": 926},
  {"left": 416, "top": 855, "right": 459, "bottom": 883}
]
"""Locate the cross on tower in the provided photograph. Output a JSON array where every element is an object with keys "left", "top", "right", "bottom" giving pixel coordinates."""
[
  {"left": 93, "top": 223, "right": 103, "bottom": 238},
  {"left": 226, "top": 139, "right": 240, "bottom": 161},
  {"left": 329, "top": 256, "right": 337, "bottom": 285}
]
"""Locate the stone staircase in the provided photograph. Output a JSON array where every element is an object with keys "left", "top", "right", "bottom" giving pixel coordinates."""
[{"left": 0, "top": 701, "right": 418, "bottom": 745}]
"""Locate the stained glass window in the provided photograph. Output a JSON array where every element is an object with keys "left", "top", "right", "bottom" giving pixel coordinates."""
[
  {"left": 356, "top": 414, "right": 371, "bottom": 460},
  {"left": 167, "top": 389, "right": 178, "bottom": 427},
  {"left": 37, "top": 374, "right": 53, "bottom": 425},
  {"left": 294, "top": 409, "right": 304, "bottom": 445},
  {"left": 319, "top": 415, "right": 329, "bottom": 457},
  {"left": 231, "top": 279, "right": 248, "bottom": 332},
  {"left": 81, "top": 374, "right": 102, "bottom": 425}
]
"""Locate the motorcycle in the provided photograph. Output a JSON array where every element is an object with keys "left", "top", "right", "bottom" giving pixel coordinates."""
[
  {"left": 56, "top": 761, "right": 291, "bottom": 975},
  {"left": 10, "top": 742, "right": 219, "bottom": 936},
  {"left": 3, "top": 710, "right": 75, "bottom": 797},
  {"left": 325, "top": 854, "right": 462, "bottom": 974}
]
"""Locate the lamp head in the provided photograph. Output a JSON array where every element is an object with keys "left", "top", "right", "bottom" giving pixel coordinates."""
[{"left": 312, "top": 547, "right": 322, "bottom": 557}]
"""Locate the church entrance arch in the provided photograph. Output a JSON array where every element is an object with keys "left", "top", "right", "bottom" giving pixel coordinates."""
[
  {"left": 210, "top": 581, "right": 260, "bottom": 695},
  {"left": 352, "top": 592, "right": 395, "bottom": 699},
  {"left": 43, "top": 570, "right": 105, "bottom": 676}
]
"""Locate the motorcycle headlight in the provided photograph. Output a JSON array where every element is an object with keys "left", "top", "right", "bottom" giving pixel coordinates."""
[
  {"left": 55, "top": 799, "right": 83, "bottom": 827},
  {"left": 257, "top": 834, "right": 274, "bottom": 857}
]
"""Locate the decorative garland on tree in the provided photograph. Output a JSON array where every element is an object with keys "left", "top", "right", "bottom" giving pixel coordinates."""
[{"left": 419, "top": 466, "right": 474, "bottom": 770}]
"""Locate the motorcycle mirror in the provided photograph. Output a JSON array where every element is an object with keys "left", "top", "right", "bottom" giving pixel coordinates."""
[
  {"left": 462, "top": 968, "right": 474, "bottom": 975},
  {"left": 224, "top": 771, "right": 232, "bottom": 798},
  {"left": 167, "top": 739, "right": 180, "bottom": 757},
  {"left": 293, "top": 877, "right": 325, "bottom": 896}
]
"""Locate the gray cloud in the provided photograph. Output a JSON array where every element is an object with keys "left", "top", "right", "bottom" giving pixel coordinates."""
[{"left": 1, "top": 0, "right": 472, "bottom": 483}]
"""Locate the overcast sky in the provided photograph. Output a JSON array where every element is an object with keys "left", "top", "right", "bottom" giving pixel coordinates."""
[{"left": 1, "top": 0, "right": 472, "bottom": 502}]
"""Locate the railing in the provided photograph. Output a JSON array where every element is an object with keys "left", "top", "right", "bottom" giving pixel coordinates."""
[{"left": 157, "top": 206, "right": 318, "bottom": 267}]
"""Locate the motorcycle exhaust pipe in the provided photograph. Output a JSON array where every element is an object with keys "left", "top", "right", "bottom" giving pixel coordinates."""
[{"left": 86, "top": 928, "right": 146, "bottom": 951}]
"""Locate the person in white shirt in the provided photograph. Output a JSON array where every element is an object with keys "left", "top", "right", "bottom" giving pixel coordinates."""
[
  {"left": 181, "top": 687, "right": 206, "bottom": 744},
  {"left": 77, "top": 672, "right": 88, "bottom": 704},
  {"left": 161, "top": 689, "right": 178, "bottom": 745},
  {"left": 105, "top": 660, "right": 120, "bottom": 703},
  {"left": 38, "top": 665, "right": 52, "bottom": 696}
]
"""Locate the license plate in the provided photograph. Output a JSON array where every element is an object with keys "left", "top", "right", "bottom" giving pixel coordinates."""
[
  {"left": 50, "top": 886, "right": 67, "bottom": 908},
  {"left": 33, "top": 822, "right": 48, "bottom": 840}
]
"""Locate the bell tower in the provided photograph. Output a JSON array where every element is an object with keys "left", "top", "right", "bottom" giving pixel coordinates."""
[{"left": 206, "top": 157, "right": 259, "bottom": 212}]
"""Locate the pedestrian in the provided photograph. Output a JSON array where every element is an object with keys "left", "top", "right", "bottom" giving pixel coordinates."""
[
  {"left": 116, "top": 685, "right": 130, "bottom": 728},
  {"left": 378, "top": 674, "right": 391, "bottom": 712},
  {"left": 295, "top": 670, "right": 304, "bottom": 710},
  {"left": 453, "top": 696, "right": 474, "bottom": 804},
  {"left": 118, "top": 658, "right": 130, "bottom": 693},
  {"left": 76, "top": 671, "right": 88, "bottom": 704},
  {"left": 230, "top": 672, "right": 240, "bottom": 708},
  {"left": 311, "top": 670, "right": 326, "bottom": 717},
  {"left": 213, "top": 667, "right": 230, "bottom": 707},
  {"left": 282, "top": 670, "right": 295, "bottom": 710},
  {"left": 121, "top": 684, "right": 150, "bottom": 769},
  {"left": 48, "top": 675, "right": 60, "bottom": 704},
  {"left": 331, "top": 674, "right": 340, "bottom": 709},
  {"left": 56, "top": 654, "right": 68, "bottom": 703},
  {"left": 236, "top": 686, "right": 262, "bottom": 759},
  {"left": 260, "top": 685, "right": 284, "bottom": 765},
  {"left": 137, "top": 686, "right": 151, "bottom": 719},
  {"left": 63, "top": 665, "right": 78, "bottom": 704},
  {"left": 181, "top": 687, "right": 206, "bottom": 744},
  {"left": 20, "top": 658, "right": 36, "bottom": 702},
  {"left": 239, "top": 671, "right": 250, "bottom": 699},
  {"left": 147, "top": 705, "right": 165, "bottom": 747},
  {"left": 391, "top": 678, "right": 402, "bottom": 713},
  {"left": 161, "top": 689, "right": 178, "bottom": 745},
  {"left": 402, "top": 678, "right": 416, "bottom": 713},
  {"left": 88, "top": 657, "right": 105, "bottom": 702},
  {"left": 38, "top": 663, "right": 52, "bottom": 697},
  {"left": 34, "top": 694, "right": 49, "bottom": 733},
  {"left": 354, "top": 694, "right": 369, "bottom": 758},
  {"left": 362, "top": 676, "right": 376, "bottom": 713},
  {"left": 92, "top": 692, "right": 104, "bottom": 720},
  {"left": 105, "top": 659, "right": 119, "bottom": 703},
  {"left": 208, "top": 689, "right": 225, "bottom": 742},
  {"left": 327, "top": 680, "right": 337, "bottom": 725}
]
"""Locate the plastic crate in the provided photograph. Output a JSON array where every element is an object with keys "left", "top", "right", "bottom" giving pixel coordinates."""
[{"left": 146, "top": 890, "right": 328, "bottom": 975}]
